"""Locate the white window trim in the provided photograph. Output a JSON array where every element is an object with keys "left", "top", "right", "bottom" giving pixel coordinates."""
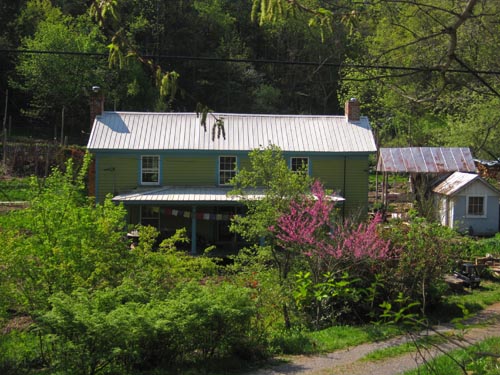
[
  {"left": 219, "top": 155, "right": 237, "bottom": 186},
  {"left": 141, "top": 155, "right": 160, "bottom": 185},
  {"left": 466, "top": 195, "right": 487, "bottom": 218},
  {"left": 290, "top": 156, "right": 310, "bottom": 174}
]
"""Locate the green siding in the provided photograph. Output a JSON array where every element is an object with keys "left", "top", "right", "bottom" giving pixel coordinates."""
[
  {"left": 97, "top": 155, "right": 138, "bottom": 203},
  {"left": 311, "top": 156, "right": 369, "bottom": 219},
  {"left": 95, "top": 152, "right": 370, "bottom": 221},
  {"left": 344, "top": 158, "right": 369, "bottom": 218},
  {"left": 239, "top": 156, "right": 251, "bottom": 172},
  {"left": 164, "top": 157, "right": 215, "bottom": 185},
  {"left": 312, "top": 158, "right": 345, "bottom": 191}
]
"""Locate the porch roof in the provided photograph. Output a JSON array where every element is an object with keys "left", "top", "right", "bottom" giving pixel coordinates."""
[{"left": 111, "top": 186, "right": 345, "bottom": 204}]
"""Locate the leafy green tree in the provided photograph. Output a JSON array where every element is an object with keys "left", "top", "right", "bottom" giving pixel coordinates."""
[
  {"left": 13, "top": 1, "right": 109, "bottom": 135},
  {"left": 230, "top": 145, "right": 312, "bottom": 328},
  {"left": 0, "top": 154, "right": 131, "bottom": 314},
  {"left": 381, "top": 218, "right": 463, "bottom": 312}
]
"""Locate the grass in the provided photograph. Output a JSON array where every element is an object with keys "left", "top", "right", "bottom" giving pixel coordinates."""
[
  {"left": 401, "top": 336, "right": 500, "bottom": 375},
  {"left": 306, "top": 324, "right": 402, "bottom": 353},
  {"left": 0, "top": 177, "right": 31, "bottom": 201},
  {"left": 362, "top": 335, "right": 447, "bottom": 361},
  {"left": 428, "top": 280, "right": 500, "bottom": 325},
  {"left": 297, "top": 280, "right": 500, "bottom": 357}
]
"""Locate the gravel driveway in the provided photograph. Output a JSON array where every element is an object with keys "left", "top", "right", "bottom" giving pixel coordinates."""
[{"left": 248, "top": 303, "right": 500, "bottom": 375}]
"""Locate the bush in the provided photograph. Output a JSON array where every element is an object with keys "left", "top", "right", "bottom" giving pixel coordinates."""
[
  {"left": 381, "top": 218, "right": 463, "bottom": 312},
  {"left": 36, "top": 281, "right": 262, "bottom": 374}
]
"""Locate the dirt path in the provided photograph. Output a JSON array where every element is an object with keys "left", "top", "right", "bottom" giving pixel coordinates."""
[{"left": 248, "top": 303, "right": 500, "bottom": 375}]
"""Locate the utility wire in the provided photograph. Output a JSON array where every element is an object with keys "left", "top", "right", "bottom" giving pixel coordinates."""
[{"left": 2, "top": 48, "right": 500, "bottom": 76}]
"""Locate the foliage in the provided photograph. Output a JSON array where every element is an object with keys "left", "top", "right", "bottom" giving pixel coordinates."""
[
  {"left": 307, "top": 323, "right": 401, "bottom": 354},
  {"left": 0, "top": 177, "right": 31, "bottom": 201},
  {"left": 363, "top": 334, "right": 447, "bottom": 362},
  {"left": 230, "top": 145, "right": 312, "bottom": 242},
  {"left": 0, "top": 153, "right": 131, "bottom": 314},
  {"left": 230, "top": 145, "right": 312, "bottom": 328},
  {"left": 402, "top": 337, "right": 500, "bottom": 375},
  {"left": 12, "top": 0, "right": 109, "bottom": 131},
  {"left": 36, "top": 281, "right": 260, "bottom": 374},
  {"left": 465, "top": 233, "right": 500, "bottom": 258},
  {"left": 272, "top": 180, "right": 393, "bottom": 326},
  {"left": 124, "top": 225, "right": 221, "bottom": 299},
  {"left": 0, "top": 329, "right": 40, "bottom": 375},
  {"left": 381, "top": 218, "right": 464, "bottom": 312}
]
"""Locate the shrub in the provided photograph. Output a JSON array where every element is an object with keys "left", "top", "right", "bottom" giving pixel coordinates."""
[{"left": 36, "top": 281, "right": 261, "bottom": 374}]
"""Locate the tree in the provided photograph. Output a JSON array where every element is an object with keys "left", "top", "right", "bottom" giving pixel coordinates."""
[
  {"left": 0, "top": 153, "right": 131, "bottom": 314},
  {"left": 230, "top": 145, "right": 312, "bottom": 328},
  {"left": 13, "top": 1, "right": 110, "bottom": 136},
  {"left": 338, "top": 0, "right": 500, "bottom": 155}
]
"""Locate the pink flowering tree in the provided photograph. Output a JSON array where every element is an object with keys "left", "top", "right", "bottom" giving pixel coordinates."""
[
  {"left": 273, "top": 180, "right": 392, "bottom": 265},
  {"left": 271, "top": 181, "right": 395, "bottom": 326}
]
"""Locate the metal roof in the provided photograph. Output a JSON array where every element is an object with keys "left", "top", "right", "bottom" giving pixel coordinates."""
[
  {"left": 87, "top": 112, "right": 376, "bottom": 153},
  {"left": 377, "top": 147, "right": 476, "bottom": 173},
  {"left": 112, "top": 186, "right": 345, "bottom": 204},
  {"left": 432, "top": 172, "right": 498, "bottom": 196}
]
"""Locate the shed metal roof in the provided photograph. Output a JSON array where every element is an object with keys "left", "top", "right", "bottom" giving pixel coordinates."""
[
  {"left": 432, "top": 172, "right": 499, "bottom": 196},
  {"left": 377, "top": 147, "right": 476, "bottom": 173},
  {"left": 87, "top": 112, "right": 376, "bottom": 153}
]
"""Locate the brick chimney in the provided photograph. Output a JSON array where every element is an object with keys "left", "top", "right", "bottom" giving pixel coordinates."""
[
  {"left": 345, "top": 98, "right": 360, "bottom": 122},
  {"left": 89, "top": 85, "right": 104, "bottom": 130}
]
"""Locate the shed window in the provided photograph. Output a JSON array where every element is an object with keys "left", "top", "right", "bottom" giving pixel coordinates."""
[
  {"left": 467, "top": 196, "right": 485, "bottom": 216},
  {"left": 219, "top": 156, "right": 237, "bottom": 185},
  {"left": 141, "top": 155, "right": 160, "bottom": 185},
  {"left": 291, "top": 157, "right": 309, "bottom": 174}
]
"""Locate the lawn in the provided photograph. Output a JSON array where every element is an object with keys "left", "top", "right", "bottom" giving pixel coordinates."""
[{"left": 0, "top": 177, "right": 31, "bottom": 202}]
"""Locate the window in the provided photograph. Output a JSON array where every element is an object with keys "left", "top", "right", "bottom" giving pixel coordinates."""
[
  {"left": 141, "top": 206, "right": 160, "bottom": 228},
  {"left": 291, "top": 157, "right": 309, "bottom": 173},
  {"left": 467, "top": 196, "right": 485, "bottom": 216},
  {"left": 219, "top": 156, "right": 237, "bottom": 185},
  {"left": 141, "top": 155, "right": 159, "bottom": 185}
]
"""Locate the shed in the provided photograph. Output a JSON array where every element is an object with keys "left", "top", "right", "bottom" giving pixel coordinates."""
[
  {"left": 375, "top": 147, "right": 477, "bottom": 207},
  {"left": 433, "top": 172, "right": 500, "bottom": 236}
]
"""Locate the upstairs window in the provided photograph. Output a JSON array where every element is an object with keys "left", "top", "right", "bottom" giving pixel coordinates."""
[
  {"left": 141, "top": 155, "right": 160, "bottom": 185},
  {"left": 219, "top": 156, "right": 237, "bottom": 185},
  {"left": 291, "top": 157, "right": 309, "bottom": 174},
  {"left": 467, "top": 196, "right": 485, "bottom": 217}
]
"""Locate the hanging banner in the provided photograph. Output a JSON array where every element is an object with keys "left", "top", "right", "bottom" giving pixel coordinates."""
[{"left": 164, "top": 207, "right": 234, "bottom": 221}]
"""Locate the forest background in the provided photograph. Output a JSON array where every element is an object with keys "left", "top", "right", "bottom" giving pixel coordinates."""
[{"left": 1, "top": 0, "right": 500, "bottom": 161}]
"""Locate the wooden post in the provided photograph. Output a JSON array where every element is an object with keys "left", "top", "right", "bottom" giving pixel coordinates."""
[
  {"left": 2, "top": 89, "right": 8, "bottom": 170},
  {"left": 191, "top": 206, "right": 197, "bottom": 255},
  {"left": 60, "top": 106, "right": 65, "bottom": 145}
]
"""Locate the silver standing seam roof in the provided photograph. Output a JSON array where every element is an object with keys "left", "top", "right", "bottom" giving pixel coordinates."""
[
  {"left": 111, "top": 186, "right": 346, "bottom": 203},
  {"left": 87, "top": 112, "right": 377, "bottom": 153},
  {"left": 377, "top": 147, "right": 476, "bottom": 173}
]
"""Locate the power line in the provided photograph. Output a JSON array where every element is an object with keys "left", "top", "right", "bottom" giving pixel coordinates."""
[{"left": 3, "top": 48, "right": 500, "bottom": 76}]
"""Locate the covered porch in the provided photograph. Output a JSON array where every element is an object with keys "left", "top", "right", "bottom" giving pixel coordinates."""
[{"left": 113, "top": 186, "right": 264, "bottom": 254}]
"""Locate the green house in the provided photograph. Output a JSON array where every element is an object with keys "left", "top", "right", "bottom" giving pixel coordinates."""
[{"left": 87, "top": 99, "right": 377, "bottom": 253}]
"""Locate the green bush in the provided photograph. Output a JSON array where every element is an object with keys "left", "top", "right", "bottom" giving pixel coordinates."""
[
  {"left": 36, "top": 281, "right": 261, "bottom": 374},
  {"left": 381, "top": 218, "right": 463, "bottom": 312},
  {"left": 466, "top": 233, "right": 500, "bottom": 258},
  {"left": 0, "top": 330, "right": 40, "bottom": 375}
]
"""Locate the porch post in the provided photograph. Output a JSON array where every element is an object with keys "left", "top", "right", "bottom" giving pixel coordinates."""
[{"left": 191, "top": 206, "right": 197, "bottom": 255}]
